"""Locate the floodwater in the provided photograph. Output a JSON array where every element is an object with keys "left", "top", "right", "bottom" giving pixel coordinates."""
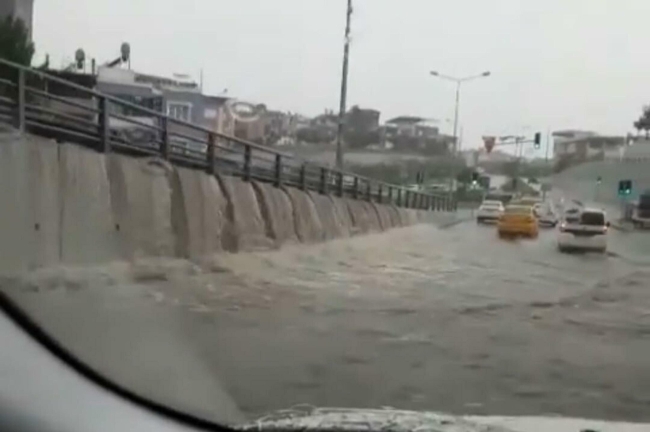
[{"left": 2, "top": 213, "right": 650, "bottom": 425}]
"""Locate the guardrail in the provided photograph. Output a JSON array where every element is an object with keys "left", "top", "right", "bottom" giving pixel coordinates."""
[{"left": 0, "top": 58, "right": 451, "bottom": 211}]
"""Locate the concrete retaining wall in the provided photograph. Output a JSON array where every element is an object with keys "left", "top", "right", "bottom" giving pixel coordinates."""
[
  {"left": 330, "top": 196, "right": 354, "bottom": 236},
  {"left": 284, "top": 187, "right": 323, "bottom": 243},
  {"left": 0, "top": 131, "right": 445, "bottom": 274},
  {"left": 308, "top": 191, "right": 350, "bottom": 240},
  {"left": 217, "top": 175, "right": 274, "bottom": 252},
  {"left": 253, "top": 181, "right": 298, "bottom": 247},
  {"left": 176, "top": 167, "right": 228, "bottom": 259},
  {"left": 108, "top": 155, "right": 177, "bottom": 259},
  {"left": 387, "top": 205, "right": 402, "bottom": 228},
  {"left": 0, "top": 131, "right": 60, "bottom": 274},
  {"left": 346, "top": 199, "right": 371, "bottom": 235},
  {"left": 372, "top": 203, "right": 394, "bottom": 231},
  {"left": 60, "top": 144, "right": 120, "bottom": 264}
]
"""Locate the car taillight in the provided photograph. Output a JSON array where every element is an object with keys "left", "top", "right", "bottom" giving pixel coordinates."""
[{"left": 559, "top": 223, "right": 567, "bottom": 232}]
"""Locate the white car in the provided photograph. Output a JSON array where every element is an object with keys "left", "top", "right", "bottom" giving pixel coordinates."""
[
  {"left": 534, "top": 202, "right": 558, "bottom": 227},
  {"left": 476, "top": 200, "right": 505, "bottom": 223},
  {"left": 557, "top": 208, "right": 609, "bottom": 253}
]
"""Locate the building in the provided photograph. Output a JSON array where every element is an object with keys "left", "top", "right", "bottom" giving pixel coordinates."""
[
  {"left": 0, "top": 0, "right": 34, "bottom": 39},
  {"left": 345, "top": 106, "right": 380, "bottom": 134},
  {"left": 96, "top": 66, "right": 235, "bottom": 149},
  {"left": 382, "top": 116, "right": 450, "bottom": 154},
  {"left": 384, "top": 116, "right": 440, "bottom": 139},
  {"left": 553, "top": 129, "right": 625, "bottom": 169}
]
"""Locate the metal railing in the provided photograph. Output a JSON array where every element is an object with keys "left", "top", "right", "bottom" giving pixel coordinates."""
[{"left": 0, "top": 57, "right": 452, "bottom": 211}]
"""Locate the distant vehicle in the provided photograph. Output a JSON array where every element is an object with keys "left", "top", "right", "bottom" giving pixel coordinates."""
[
  {"left": 534, "top": 202, "right": 559, "bottom": 227},
  {"left": 631, "top": 190, "right": 650, "bottom": 228},
  {"left": 497, "top": 205, "right": 539, "bottom": 238},
  {"left": 484, "top": 192, "right": 514, "bottom": 206},
  {"left": 515, "top": 196, "right": 543, "bottom": 208},
  {"left": 476, "top": 200, "right": 504, "bottom": 224},
  {"left": 557, "top": 208, "right": 609, "bottom": 253}
]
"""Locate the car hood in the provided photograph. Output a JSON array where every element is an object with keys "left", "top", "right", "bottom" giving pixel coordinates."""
[{"left": 237, "top": 407, "right": 648, "bottom": 432}]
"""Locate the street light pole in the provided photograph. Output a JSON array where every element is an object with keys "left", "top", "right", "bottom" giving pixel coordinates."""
[
  {"left": 452, "top": 81, "right": 460, "bottom": 153},
  {"left": 335, "top": 0, "right": 353, "bottom": 169},
  {"left": 429, "top": 70, "right": 491, "bottom": 155}
]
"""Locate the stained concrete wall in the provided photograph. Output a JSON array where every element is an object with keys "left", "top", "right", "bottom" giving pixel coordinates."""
[
  {"left": 253, "top": 181, "right": 298, "bottom": 248},
  {"left": 387, "top": 205, "right": 402, "bottom": 228},
  {"left": 284, "top": 187, "right": 323, "bottom": 243},
  {"left": 60, "top": 144, "right": 120, "bottom": 264},
  {"left": 108, "top": 155, "right": 177, "bottom": 259},
  {"left": 346, "top": 199, "right": 371, "bottom": 235},
  {"left": 0, "top": 130, "right": 60, "bottom": 274},
  {"left": 0, "top": 131, "right": 439, "bottom": 275},
  {"left": 176, "top": 167, "right": 229, "bottom": 259},
  {"left": 216, "top": 175, "right": 274, "bottom": 252},
  {"left": 372, "top": 203, "right": 394, "bottom": 231},
  {"left": 308, "top": 191, "right": 350, "bottom": 240},
  {"left": 330, "top": 196, "right": 354, "bottom": 236}
]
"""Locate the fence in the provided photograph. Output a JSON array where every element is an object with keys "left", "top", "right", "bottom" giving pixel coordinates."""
[{"left": 0, "top": 58, "right": 451, "bottom": 211}]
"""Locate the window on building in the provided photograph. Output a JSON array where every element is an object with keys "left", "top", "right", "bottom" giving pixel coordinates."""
[{"left": 167, "top": 102, "right": 192, "bottom": 122}]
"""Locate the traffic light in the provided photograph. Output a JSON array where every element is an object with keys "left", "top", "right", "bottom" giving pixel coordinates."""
[
  {"left": 471, "top": 171, "right": 479, "bottom": 186},
  {"left": 534, "top": 132, "right": 542, "bottom": 149},
  {"left": 597, "top": 176, "right": 602, "bottom": 184},
  {"left": 618, "top": 179, "right": 632, "bottom": 196}
]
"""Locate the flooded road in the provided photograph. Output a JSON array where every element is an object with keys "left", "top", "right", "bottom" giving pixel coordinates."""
[{"left": 3, "top": 215, "right": 650, "bottom": 424}]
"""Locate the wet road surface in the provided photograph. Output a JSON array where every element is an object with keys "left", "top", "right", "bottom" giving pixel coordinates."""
[{"left": 3, "top": 214, "right": 650, "bottom": 424}]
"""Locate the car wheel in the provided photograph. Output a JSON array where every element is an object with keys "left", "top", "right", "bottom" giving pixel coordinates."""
[{"left": 558, "top": 245, "right": 566, "bottom": 253}]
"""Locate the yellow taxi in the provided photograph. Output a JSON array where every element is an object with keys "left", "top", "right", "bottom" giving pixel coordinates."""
[{"left": 497, "top": 204, "right": 539, "bottom": 238}]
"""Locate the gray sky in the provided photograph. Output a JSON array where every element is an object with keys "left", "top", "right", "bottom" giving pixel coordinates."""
[{"left": 33, "top": 0, "right": 650, "bottom": 153}]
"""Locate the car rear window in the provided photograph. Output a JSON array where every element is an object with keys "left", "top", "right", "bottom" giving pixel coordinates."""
[
  {"left": 505, "top": 206, "right": 531, "bottom": 215},
  {"left": 482, "top": 201, "right": 501, "bottom": 207},
  {"left": 580, "top": 212, "right": 605, "bottom": 226}
]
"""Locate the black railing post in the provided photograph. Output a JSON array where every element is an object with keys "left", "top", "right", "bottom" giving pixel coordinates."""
[
  {"left": 377, "top": 184, "right": 383, "bottom": 203},
  {"left": 337, "top": 172, "right": 344, "bottom": 197},
  {"left": 388, "top": 186, "right": 393, "bottom": 203},
  {"left": 405, "top": 190, "right": 411, "bottom": 208},
  {"left": 98, "top": 96, "right": 110, "bottom": 153},
  {"left": 14, "top": 68, "right": 25, "bottom": 132},
  {"left": 353, "top": 177, "right": 359, "bottom": 199},
  {"left": 366, "top": 181, "right": 372, "bottom": 201},
  {"left": 397, "top": 188, "right": 402, "bottom": 207},
  {"left": 300, "top": 164, "right": 307, "bottom": 190},
  {"left": 243, "top": 145, "right": 252, "bottom": 181},
  {"left": 275, "top": 154, "right": 283, "bottom": 187},
  {"left": 161, "top": 117, "right": 170, "bottom": 160},
  {"left": 207, "top": 133, "right": 216, "bottom": 175},
  {"left": 320, "top": 167, "right": 328, "bottom": 194}
]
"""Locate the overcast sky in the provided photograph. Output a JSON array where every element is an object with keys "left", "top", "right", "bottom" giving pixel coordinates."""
[{"left": 33, "top": 0, "right": 650, "bottom": 153}]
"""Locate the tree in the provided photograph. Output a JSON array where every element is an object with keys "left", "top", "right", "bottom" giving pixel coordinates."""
[
  {"left": 633, "top": 105, "right": 650, "bottom": 138},
  {"left": 0, "top": 16, "right": 34, "bottom": 66}
]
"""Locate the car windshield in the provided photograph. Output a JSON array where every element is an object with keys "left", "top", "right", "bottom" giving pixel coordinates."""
[{"left": 1, "top": 1, "right": 650, "bottom": 431}]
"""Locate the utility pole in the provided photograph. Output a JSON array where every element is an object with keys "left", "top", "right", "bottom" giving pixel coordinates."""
[
  {"left": 335, "top": 0, "right": 353, "bottom": 169},
  {"left": 452, "top": 82, "right": 460, "bottom": 154}
]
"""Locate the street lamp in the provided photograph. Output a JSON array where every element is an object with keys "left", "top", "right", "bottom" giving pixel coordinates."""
[{"left": 429, "top": 70, "right": 491, "bottom": 154}]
